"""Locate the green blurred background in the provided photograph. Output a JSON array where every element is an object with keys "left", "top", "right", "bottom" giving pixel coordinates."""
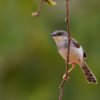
[{"left": 0, "top": 0, "right": 100, "bottom": 100}]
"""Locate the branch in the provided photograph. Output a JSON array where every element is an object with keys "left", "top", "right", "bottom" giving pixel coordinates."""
[
  {"left": 32, "top": 0, "right": 57, "bottom": 17},
  {"left": 32, "top": 0, "right": 45, "bottom": 17},
  {"left": 59, "top": 0, "right": 71, "bottom": 100},
  {"left": 32, "top": 1, "right": 71, "bottom": 100}
]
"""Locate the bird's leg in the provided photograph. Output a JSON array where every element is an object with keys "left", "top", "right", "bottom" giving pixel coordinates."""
[
  {"left": 68, "top": 63, "right": 76, "bottom": 73},
  {"left": 63, "top": 63, "right": 76, "bottom": 80}
]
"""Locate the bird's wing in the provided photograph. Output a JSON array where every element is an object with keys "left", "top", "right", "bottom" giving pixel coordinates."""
[
  {"left": 71, "top": 38, "right": 80, "bottom": 48},
  {"left": 71, "top": 38, "right": 87, "bottom": 59}
]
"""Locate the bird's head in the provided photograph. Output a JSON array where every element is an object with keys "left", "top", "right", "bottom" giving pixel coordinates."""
[{"left": 50, "top": 30, "right": 68, "bottom": 43}]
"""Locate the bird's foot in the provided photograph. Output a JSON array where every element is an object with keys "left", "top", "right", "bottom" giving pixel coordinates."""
[{"left": 63, "top": 73, "right": 70, "bottom": 80}]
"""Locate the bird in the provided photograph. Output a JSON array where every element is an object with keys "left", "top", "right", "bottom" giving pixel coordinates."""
[{"left": 50, "top": 30, "right": 97, "bottom": 84}]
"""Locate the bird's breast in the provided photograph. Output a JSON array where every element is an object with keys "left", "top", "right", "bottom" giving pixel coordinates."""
[{"left": 58, "top": 46, "right": 83, "bottom": 64}]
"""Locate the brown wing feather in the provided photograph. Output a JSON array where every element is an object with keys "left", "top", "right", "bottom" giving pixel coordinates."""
[{"left": 72, "top": 38, "right": 80, "bottom": 48}]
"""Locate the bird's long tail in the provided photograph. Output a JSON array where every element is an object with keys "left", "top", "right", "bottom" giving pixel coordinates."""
[{"left": 80, "top": 61, "right": 97, "bottom": 84}]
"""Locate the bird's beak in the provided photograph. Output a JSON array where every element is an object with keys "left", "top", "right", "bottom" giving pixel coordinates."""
[
  {"left": 50, "top": 33, "right": 56, "bottom": 36},
  {"left": 50, "top": 34, "right": 54, "bottom": 36}
]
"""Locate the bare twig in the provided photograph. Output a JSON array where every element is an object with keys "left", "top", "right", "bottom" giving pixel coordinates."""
[
  {"left": 32, "top": 0, "right": 45, "bottom": 17},
  {"left": 59, "top": 0, "right": 71, "bottom": 100},
  {"left": 32, "top": 0, "right": 71, "bottom": 100}
]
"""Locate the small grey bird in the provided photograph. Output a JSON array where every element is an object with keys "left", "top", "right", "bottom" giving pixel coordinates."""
[{"left": 51, "top": 30, "right": 97, "bottom": 84}]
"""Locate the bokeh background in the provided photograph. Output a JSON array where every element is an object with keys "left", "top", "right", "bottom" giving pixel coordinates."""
[{"left": 0, "top": 0, "right": 100, "bottom": 100}]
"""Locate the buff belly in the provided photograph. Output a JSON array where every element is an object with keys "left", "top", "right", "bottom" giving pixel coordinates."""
[{"left": 58, "top": 46, "right": 83, "bottom": 64}]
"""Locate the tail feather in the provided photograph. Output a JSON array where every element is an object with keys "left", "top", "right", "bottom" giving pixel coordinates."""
[{"left": 80, "top": 61, "right": 97, "bottom": 84}]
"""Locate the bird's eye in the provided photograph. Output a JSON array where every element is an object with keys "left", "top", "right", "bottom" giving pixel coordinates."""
[{"left": 57, "top": 32, "right": 62, "bottom": 36}]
